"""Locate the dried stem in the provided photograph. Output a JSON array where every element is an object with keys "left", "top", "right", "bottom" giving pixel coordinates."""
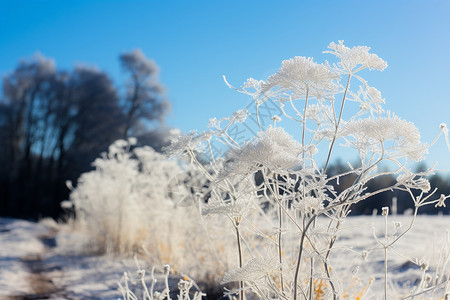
[{"left": 324, "top": 74, "right": 352, "bottom": 171}]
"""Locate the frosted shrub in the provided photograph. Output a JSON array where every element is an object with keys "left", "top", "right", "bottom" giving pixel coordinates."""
[
  {"left": 167, "top": 41, "right": 450, "bottom": 299},
  {"left": 64, "top": 138, "right": 235, "bottom": 288},
  {"left": 66, "top": 138, "right": 179, "bottom": 254}
]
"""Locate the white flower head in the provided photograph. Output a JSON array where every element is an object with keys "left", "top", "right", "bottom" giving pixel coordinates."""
[
  {"left": 325, "top": 40, "right": 387, "bottom": 73},
  {"left": 164, "top": 130, "right": 212, "bottom": 156},
  {"left": 263, "top": 56, "right": 339, "bottom": 99},
  {"left": 342, "top": 114, "right": 427, "bottom": 161},
  {"left": 208, "top": 109, "right": 249, "bottom": 131},
  {"left": 127, "top": 137, "right": 137, "bottom": 146},
  {"left": 243, "top": 77, "right": 264, "bottom": 90},
  {"left": 223, "top": 76, "right": 266, "bottom": 101},
  {"left": 221, "top": 257, "right": 278, "bottom": 284},
  {"left": 219, "top": 127, "right": 302, "bottom": 178},
  {"left": 231, "top": 109, "right": 250, "bottom": 124},
  {"left": 295, "top": 196, "right": 323, "bottom": 214}
]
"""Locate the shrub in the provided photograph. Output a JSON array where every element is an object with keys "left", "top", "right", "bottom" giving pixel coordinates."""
[{"left": 64, "top": 138, "right": 236, "bottom": 290}]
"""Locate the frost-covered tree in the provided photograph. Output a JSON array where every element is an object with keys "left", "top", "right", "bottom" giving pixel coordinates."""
[{"left": 120, "top": 49, "right": 169, "bottom": 138}]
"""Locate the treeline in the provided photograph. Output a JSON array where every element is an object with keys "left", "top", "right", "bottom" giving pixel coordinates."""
[
  {"left": 0, "top": 51, "right": 171, "bottom": 219},
  {"left": 326, "top": 160, "right": 450, "bottom": 215}
]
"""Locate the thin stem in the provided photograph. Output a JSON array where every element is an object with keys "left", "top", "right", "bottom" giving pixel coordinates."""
[
  {"left": 308, "top": 257, "right": 314, "bottom": 300},
  {"left": 324, "top": 74, "right": 352, "bottom": 172},
  {"left": 384, "top": 211, "right": 388, "bottom": 300},
  {"left": 256, "top": 103, "right": 263, "bottom": 132},
  {"left": 262, "top": 174, "right": 303, "bottom": 232},
  {"left": 302, "top": 89, "right": 309, "bottom": 149},
  {"left": 293, "top": 215, "right": 317, "bottom": 300},
  {"left": 386, "top": 206, "right": 419, "bottom": 248},
  {"left": 278, "top": 202, "right": 285, "bottom": 294},
  {"left": 207, "top": 140, "right": 216, "bottom": 163},
  {"left": 323, "top": 239, "right": 338, "bottom": 300},
  {"left": 235, "top": 223, "right": 245, "bottom": 300}
]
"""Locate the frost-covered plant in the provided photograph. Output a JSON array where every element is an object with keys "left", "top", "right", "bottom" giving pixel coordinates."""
[
  {"left": 65, "top": 138, "right": 181, "bottom": 254},
  {"left": 118, "top": 264, "right": 206, "bottom": 300},
  {"left": 167, "top": 41, "right": 450, "bottom": 299},
  {"left": 64, "top": 138, "right": 235, "bottom": 288}
]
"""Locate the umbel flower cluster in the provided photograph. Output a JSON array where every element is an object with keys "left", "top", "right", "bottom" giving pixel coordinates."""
[{"left": 166, "top": 41, "right": 450, "bottom": 299}]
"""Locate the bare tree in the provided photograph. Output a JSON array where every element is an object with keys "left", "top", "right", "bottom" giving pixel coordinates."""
[
  {"left": 119, "top": 50, "right": 169, "bottom": 138},
  {"left": 0, "top": 56, "right": 124, "bottom": 218}
]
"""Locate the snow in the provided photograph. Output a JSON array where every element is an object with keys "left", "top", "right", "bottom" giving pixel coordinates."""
[
  {"left": 331, "top": 215, "right": 450, "bottom": 298},
  {"left": 0, "top": 215, "right": 449, "bottom": 299},
  {"left": 0, "top": 218, "right": 47, "bottom": 297}
]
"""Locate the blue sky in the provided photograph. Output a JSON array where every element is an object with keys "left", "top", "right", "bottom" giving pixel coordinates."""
[{"left": 1, "top": 0, "right": 449, "bottom": 170}]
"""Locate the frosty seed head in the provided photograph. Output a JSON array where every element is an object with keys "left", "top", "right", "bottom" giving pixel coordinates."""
[
  {"left": 178, "top": 279, "right": 191, "bottom": 290},
  {"left": 325, "top": 40, "right": 388, "bottom": 73},
  {"left": 163, "top": 264, "right": 170, "bottom": 274},
  {"left": 137, "top": 269, "right": 145, "bottom": 279},
  {"left": 271, "top": 115, "right": 282, "bottom": 122},
  {"left": 263, "top": 56, "right": 339, "bottom": 99},
  {"left": 420, "top": 261, "right": 429, "bottom": 271},
  {"left": 435, "top": 194, "right": 447, "bottom": 208},
  {"left": 361, "top": 250, "right": 369, "bottom": 261},
  {"left": 128, "top": 137, "right": 137, "bottom": 145}
]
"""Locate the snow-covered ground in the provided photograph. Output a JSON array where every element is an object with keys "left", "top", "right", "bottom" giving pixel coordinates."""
[
  {"left": 0, "top": 217, "right": 148, "bottom": 299},
  {"left": 329, "top": 214, "right": 450, "bottom": 299},
  {"left": 0, "top": 215, "right": 449, "bottom": 299}
]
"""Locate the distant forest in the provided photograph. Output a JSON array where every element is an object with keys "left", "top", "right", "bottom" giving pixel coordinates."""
[
  {"left": 0, "top": 51, "right": 172, "bottom": 219},
  {"left": 326, "top": 160, "right": 449, "bottom": 215},
  {"left": 0, "top": 54, "right": 449, "bottom": 220}
]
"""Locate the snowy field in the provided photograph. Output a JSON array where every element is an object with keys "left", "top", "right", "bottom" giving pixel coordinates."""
[{"left": 0, "top": 215, "right": 448, "bottom": 299}]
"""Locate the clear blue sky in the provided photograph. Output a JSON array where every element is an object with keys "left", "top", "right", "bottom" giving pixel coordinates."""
[{"left": 1, "top": 0, "right": 449, "bottom": 170}]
